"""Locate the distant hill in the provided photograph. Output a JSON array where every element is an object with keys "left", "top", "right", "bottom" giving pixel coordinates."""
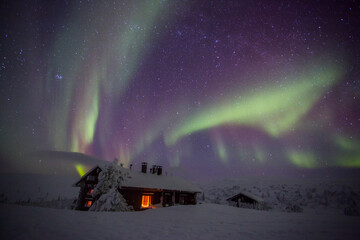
[{"left": 1, "top": 150, "right": 105, "bottom": 176}]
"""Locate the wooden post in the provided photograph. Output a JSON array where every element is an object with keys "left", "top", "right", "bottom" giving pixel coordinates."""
[
  {"left": 172, "top": 192, "right": 175, "bottom": 205},
  {"left": 160, "top": 191, "right": 164, "bottom": 207}
]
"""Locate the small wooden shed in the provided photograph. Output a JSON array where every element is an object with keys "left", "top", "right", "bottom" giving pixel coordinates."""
[{"left": 226, "top": 191, "right": 264, "bottom": 208}]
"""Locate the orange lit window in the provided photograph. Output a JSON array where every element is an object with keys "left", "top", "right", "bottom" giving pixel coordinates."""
[
  {"left": 85, "top": 201, "right": 92, "bottom": 207},
  {"left": 88, "top": 189, "right": 94, "bottom": 194},
  {"left": 141, "top": 195, "right": 151, "bottom": 208}
]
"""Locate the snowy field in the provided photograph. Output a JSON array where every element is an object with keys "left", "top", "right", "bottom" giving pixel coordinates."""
[{"left": 1, "top": 203, "right": 359, "bottom": 240}]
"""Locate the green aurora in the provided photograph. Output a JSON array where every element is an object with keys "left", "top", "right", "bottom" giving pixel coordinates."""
[{"left": 165, "top": 64, "right": 343, "bottom": 146}]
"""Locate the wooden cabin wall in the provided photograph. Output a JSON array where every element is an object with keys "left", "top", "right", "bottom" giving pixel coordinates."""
[
  {"left": 120, "top": 189, "right": 162, "bottom": 211},
  {"left": 185, "top": 193, "right": 197, "bottom": 205},
  {"left": 120, "top": 189, "right": 142, "bottom": 210},
  {"left": 78, "top": 187, "right": 197, "bottom": 211},
  {"left": 162, "top": 191, "right": 174, "bottom": 206},
  {"left": 75, "top": 170, "right": 99, "bottom": 210},
  {"left": 174, "top": 192, "right": 197, "bottom": 205},
  {"left": 239, "top": 194, "right": 257, "bottom": 204},
  {"left": 75, "top": 183, "right": 86, "bottom": 210},
  {"left": 175, "top": 192, "right": 180, "bottom": 203},
  {"left": 162, "top": 191, "right": 198, "bottom": 206},
  {"left": 228, "top": 194, "right": 258, "bottom": 206},
  {"left": 152, "top": 192, "right": 161, "bottom": 204}
]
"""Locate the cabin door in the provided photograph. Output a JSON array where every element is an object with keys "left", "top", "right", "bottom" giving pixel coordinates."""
[{"left": 179, "top": 194, "right": 186, "bottom": 205}]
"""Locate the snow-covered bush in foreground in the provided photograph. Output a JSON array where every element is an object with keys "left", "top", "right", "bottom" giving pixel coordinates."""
[
  {"left": 89, "top": 161, "right": 132, "bottom": 212},
  {"left": 344, "top": 201, "right": 360, "bottom": 216}
]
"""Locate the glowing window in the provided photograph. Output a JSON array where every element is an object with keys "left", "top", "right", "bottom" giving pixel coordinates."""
[
  {"left": 141, "top": 195, "right": 151, "bottom": 208},
  {"left": 85, "top": 201, "right": 92, "bottom": 207},
  {"left": 88, "top": 189, "right": 94, "bottom": 195}
]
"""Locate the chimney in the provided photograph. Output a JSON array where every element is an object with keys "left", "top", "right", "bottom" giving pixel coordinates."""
[
  {"left": 141, "top": 162, "right": 147, "bottom": 173},
  {"left": 157, "top": 166, "right": 162, "bottom": 175}
]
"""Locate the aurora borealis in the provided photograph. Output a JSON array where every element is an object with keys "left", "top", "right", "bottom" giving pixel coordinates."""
[{"left": 1, "top": 0, "right": 359, "bottom": 179}]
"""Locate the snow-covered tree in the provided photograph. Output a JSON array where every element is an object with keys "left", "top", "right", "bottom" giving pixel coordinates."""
[
  {"left": 89, "top": 188, "right": 131, "bottom": 212},
  {"left": 89, "top": 160, "right": 132, "bottom": 212}
]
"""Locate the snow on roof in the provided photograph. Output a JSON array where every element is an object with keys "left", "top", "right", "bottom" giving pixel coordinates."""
[
  {"left": 123, "top": 169, "right": 201, "bottom": 192},
  {"left": 74, "top": 165, "right": 201, "bottom": 193},
  {"left": 241, "top": 191, "right": 264, "bottom": 202},
  {"left": 227, "top": 191, "right": 264, "bottom": 203}
]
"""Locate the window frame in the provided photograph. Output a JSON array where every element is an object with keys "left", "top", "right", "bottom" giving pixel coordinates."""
[{"left": 85, "top": 200, "right": 92, "bottom": 207}]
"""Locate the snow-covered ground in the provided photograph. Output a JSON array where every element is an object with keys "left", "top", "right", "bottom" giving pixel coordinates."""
[{"left": 1, "top": 203, "right": 359, "bottom": 240}]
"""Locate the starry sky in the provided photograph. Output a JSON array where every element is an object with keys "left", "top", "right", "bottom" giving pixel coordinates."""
[{"left": 1, "top": 0, "right": 360, "bottom": 179}]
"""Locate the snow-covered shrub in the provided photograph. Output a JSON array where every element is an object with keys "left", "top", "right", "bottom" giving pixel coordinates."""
[
  {"left": 344, "top": 200, "right": 359, "bottom": 216},
  {"left": 213, "top": 196, "right": 221, "bottom": 204},
  {"left": 275, "top": 191, "right": 286, "bottom": 203},
  {"left": 0, "top": 193, "right": 7, "bottom": 203},
  {"left": 89, "top": 162, "right": 132, "bottom": 212},
  {"left": 319, "top": 196, "right": 329, "bottom": 207},
  {"left": 344, "top": 206, "right": 359, "bottom": 216},
  {"left": 306, "top": 191, "right": 313, "bottom": 199},
  {"left": 284, "top": 203, "right": 303, "bottom": 213}
]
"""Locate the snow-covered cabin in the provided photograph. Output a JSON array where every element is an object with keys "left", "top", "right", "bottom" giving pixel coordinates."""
[
  {"left": 226, "top": 191, "right": 265, "bottom": 208},
  {"left": 73, "top": 162, "right": 201, "bottom": 211}
]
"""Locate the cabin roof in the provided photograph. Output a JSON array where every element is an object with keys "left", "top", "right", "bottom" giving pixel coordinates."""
[
  {"left": 226, "top": 191, "right": 264, "bottom": 203},
  {"left": 74, "top": 165, "right": 201, "bottom": 193},
  {"left": 73, "top": 165, "right": 101, "bottom": 187}
]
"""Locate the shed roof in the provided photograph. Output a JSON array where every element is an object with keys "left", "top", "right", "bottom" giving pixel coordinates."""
[
  {"left": 74, "top": 165, "right": 201, "bottom": 193},
  {"left": 226, "top": 191, "right": 264, "bottom": 203}
]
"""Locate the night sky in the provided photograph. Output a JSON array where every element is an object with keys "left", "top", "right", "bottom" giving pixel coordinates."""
[{"left": 1, "top": 0, "right": 359, "bottom": 179}]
